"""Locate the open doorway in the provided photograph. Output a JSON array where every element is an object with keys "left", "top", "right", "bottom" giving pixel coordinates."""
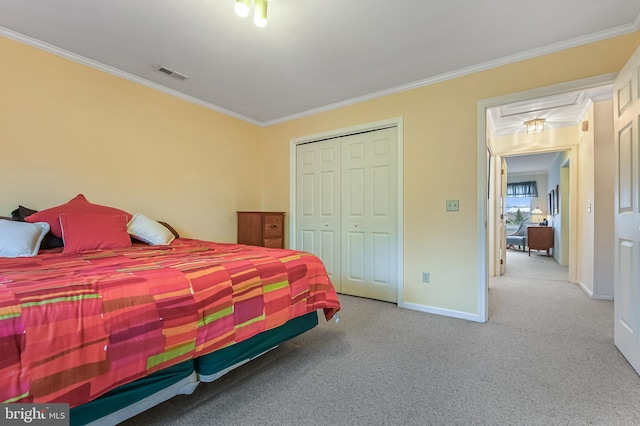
[
  {"left": 479, "top": 74, "right": 617, "bottom": 321},
  {"left": 500, "top": 152, "right": 571, "bottom": 286},
  {"left": 502, "top": 151, "right": 568, "bottom": 263}
]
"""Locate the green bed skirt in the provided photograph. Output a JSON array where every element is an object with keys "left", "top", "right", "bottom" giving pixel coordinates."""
[
  {"left": 69, "top": 311, "right": 319, "bottom": 425},
  {"left": 195, "top": 311, "right": 319, "bottom": 377},
  {"left": 70, "top": 360, "right": 195, "bottom": 426}
]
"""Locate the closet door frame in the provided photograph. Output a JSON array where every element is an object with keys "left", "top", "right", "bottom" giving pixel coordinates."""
[{"left": 289, "top": 117, "right": 404, "bottom": 307}]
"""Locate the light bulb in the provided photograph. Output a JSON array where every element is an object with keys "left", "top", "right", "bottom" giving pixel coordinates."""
[
  {"left": 254, "top": 0, "right": 268, "bottom": 27},
  {"left": 235, "top": 0, "right": 250, "bottom": 17}
]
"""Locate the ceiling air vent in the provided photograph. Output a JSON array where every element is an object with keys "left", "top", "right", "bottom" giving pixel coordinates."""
[{"left": 156, "top": 66, "right": 189, "bottom": 81}]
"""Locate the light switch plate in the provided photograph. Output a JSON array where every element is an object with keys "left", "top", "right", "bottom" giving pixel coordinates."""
[{"left": 446, "top": 200, "right": 459, "bottom": 211}]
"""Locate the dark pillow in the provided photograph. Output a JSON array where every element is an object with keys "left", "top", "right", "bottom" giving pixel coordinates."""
[
  {"left": 11, "top": 205, "right": 64, "bottom": 249},
  {"left": 41, "top": 233, "right": 65, "bottom": 250},
  {"left": 11, "top": 205, "right": 37, "bottom": 221}
]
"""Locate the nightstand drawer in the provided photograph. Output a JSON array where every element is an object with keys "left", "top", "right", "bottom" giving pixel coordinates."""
[
  {"left": 263, "top": 237, "right": 283, "bottom": 248},
  {"left": 263, "top": 215, "right": 283, "bottom": 238}
]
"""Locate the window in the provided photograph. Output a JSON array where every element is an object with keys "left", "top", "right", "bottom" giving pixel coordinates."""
[
  {"left": 505, "top": 197, "right": 532, "bottom": 226},
  {"left": 506, "top": 181, "right": 538, "bottom": 198},
  {"left": 505, "top": 181, "right": 537, "bottom": 228}
]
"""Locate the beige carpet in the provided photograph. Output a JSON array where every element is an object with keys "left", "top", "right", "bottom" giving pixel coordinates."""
[{"left": 122, "top": 249, "right": 640, "bottom": 425}]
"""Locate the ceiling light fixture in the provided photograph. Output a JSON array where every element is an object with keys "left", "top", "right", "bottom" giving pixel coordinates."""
[
  {"left": 525, "top": 118, "right": 545, "bottom": 134},
  {"left": 235, "top": 0, "right": 269, "bottom": 27}
]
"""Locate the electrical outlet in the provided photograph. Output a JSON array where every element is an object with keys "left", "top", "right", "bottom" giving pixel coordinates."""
[
  {"left": 422, "top": 272, "right": 430, "bottom": 283},
  {"left": 446, "top": 200, "right": 459, "bottom": 212}
]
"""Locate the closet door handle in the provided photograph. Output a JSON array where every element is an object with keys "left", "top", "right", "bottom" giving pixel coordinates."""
[{"left": 354, "top": 223, "right": 358, "bottom": 228}]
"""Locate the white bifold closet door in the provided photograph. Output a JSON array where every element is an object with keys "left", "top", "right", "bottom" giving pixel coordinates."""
[
  {"left": 296, "top": 127, "right": 397, "bottom": 302},
  {"left": 296, "top": 137, "right": 342, "bottom": 286}
]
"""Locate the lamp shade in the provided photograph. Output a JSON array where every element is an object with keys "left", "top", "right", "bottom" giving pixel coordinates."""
[{"left": 530, "top": 207, "right": 544, "bottom": 223}]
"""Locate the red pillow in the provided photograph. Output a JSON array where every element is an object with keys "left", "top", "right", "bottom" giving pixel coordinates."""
[
  {"left": 25, "top": 194, "right": 132, "bottom": 238},
  {"left": 60, "top": 213, "right": 132, "bottom": 254}
]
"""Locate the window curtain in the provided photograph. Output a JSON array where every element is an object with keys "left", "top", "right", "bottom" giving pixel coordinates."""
[{"left": 507, "top": 181, "right": 538, "bottom": 198}]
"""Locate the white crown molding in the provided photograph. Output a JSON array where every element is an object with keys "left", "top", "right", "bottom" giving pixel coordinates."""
[
  {"left": 2, "top": 18, "right": 638, "bottom": 128},
  {"left": 265, "top": 22, "right": 640, "bottom": 126},
  {"left": 0, "top": 27, "right": 262, "bottom": 126},
  {"left": 575, "top": 98, "right": 594, "bottom": 125},
  {"left": 591, "top": 92, "right": 614, "bottom": 102}
]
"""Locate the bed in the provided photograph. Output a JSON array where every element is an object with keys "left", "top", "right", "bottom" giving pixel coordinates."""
[{"left": 0, "top": 202, "right": 340, "bottom": 425}]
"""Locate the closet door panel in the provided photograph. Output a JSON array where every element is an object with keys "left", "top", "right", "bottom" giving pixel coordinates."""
[
  {"left": 373, "top": 232, "right": 391, "bottom": 284},
  {"left": 341, "top": 128, "right": 397, "bottom": 302},
  {"left": 321, "top": 230, "right": 337, "bottom": 277},
  {"left": 296, "top": 139, "right": 342, "bottom": 290},
  {"left": 373, "top": 165, "right": 390, "bottom": 215},
  {"left": 347, "top": 231, "right": 365, "bottom": 280},
  {"left": 301, "top": 229, "right": 315, "bottom": 254}
]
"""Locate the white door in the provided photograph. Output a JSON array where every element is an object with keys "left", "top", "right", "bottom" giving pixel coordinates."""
[
  {"left": 614, "top": 46, "right": 640, "bottom": 375},
  {"left": 295, "top": 127, "right": 398, "bottom": 302},
  {"left": 296, "top": 138, "right": 342, "bottom": 289},
  {"left": 341, "top": 128, "right": 398, "bottom": 302}
]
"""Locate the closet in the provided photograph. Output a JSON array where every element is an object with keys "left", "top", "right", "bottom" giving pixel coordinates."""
[{"left": 295, "top": 127, "right": 398, "bottom": 302}]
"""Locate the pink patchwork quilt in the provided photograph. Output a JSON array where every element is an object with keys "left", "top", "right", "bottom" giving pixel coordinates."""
[{"left": 0, "top": 238, "right": 340, "bottom": 407}]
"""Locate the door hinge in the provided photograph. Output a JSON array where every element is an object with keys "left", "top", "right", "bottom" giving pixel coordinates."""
[
  {"left": 500, "top": 259, "right": 504, "bottom": 265},
  {"left": 501, "top": 168, "right": 505, "bottom": 175},
  {"left": 500, "top": 214, "right": 504, "bottom": 220}
]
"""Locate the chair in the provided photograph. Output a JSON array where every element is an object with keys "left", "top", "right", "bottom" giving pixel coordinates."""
[{"left": 506, "top": 222, "right": 527, "bottom": 251}]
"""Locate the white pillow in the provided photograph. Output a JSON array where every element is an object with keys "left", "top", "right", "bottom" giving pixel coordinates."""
[
  {"left": 127, "top": 213, "right": 176, "bottom": 246},
  {"left": 0, "top": 220, "right": 51, "bottom": 257}
]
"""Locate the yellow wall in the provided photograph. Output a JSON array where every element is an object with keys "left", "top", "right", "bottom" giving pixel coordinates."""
[
  {"left": 260, "top": 32, "right": 640, "bottom": 316},
  {"left": 576, "top": 104, "right": 595, "bottom": 293},
  {"left": 0, "top": 36, "right": 262, "bottom": 243},
  {"left": 593, "top": 100, "right": 615, "bottom": 298},
  {"left": 2, "top": 30, "right": 639, "bottom": 318}
]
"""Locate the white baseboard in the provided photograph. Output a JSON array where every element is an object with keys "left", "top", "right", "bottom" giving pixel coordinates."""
[
  {"left": 577, "top": 280, "right": 594, "bottom": 297},
  {"left": 577, "top": 281, "right": 614, "bottom": 301},
  {"left": 591, "top": 294, "right": 614, "bottom": 301},
  {"left": 401, "top": 302, "right": 483, "bottom": 323}
]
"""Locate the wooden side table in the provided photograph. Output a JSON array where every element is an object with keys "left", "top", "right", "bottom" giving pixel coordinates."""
[
  {"left": 527, "top": 226, "right": 553, "bottom": 257},
  {"left": 237, "top": 211, "right": 286, "bottom": 248}
]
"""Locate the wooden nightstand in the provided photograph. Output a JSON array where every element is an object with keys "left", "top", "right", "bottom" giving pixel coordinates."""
[
  {"left": 527, "top": 226, "right": 553, "bottom": 257},
  {"left": 237, "top": 212, "right": 285, "bottom": 248}
]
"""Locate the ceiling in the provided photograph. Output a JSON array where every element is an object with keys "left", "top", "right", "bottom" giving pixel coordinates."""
[
  {"left": 488, "top": 85, "right": 613, "bottom": 136},
  {"left": 505, "top": 152, "right": 561, "bottom": 175},
  {"left": 1, "top": 1, "right": 639, "bottom": 126}
]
